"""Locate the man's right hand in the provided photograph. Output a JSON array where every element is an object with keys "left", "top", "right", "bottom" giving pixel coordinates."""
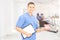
[{"left": 25, "top": 32, "right": 32, "bottom": 37}]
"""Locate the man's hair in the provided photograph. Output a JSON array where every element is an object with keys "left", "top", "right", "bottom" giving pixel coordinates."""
[{"left": 28, "top": 2, "right": 35, "bottom": 6}]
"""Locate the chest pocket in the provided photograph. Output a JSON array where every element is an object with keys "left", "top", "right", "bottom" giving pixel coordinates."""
[{"left": 22, "top": 18, "right": 32, "bottom": 28}]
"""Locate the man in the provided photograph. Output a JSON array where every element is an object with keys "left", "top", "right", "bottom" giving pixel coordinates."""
[{"left": 16, "top": 2, "right": 40, "bottom": 40}]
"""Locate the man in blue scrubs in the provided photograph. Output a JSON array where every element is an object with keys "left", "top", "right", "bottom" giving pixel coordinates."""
[{"left": 16, "top": 2, "right": 40, "bottom": 40}]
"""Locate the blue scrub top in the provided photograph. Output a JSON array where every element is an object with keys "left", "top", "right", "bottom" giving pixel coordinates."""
[{"left": 16, "top": 12, "right": 38, "bottom": 40}]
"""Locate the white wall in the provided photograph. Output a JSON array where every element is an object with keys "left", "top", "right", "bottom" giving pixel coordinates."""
[
  {"left": 34, "top": 1, "right": 58, "bottom": 17},
  {"left": 0, "top": 0, "right": 14, "bottom": 37}
]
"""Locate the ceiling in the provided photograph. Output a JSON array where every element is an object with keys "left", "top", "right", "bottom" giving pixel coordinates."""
[
  {"left": 15, "top": 0, "right": 58, "bottom": 4},
  {"left": 33, "top": 0, "right": 58, "bottom": 4}
]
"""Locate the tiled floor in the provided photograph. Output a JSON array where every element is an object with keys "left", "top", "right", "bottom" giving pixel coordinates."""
[{"left": 0, "top": 31, "right": 60, "bottom": 40}]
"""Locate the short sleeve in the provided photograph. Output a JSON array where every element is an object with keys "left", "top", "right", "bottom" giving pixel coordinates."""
[{"left": 16, "top": 16, "right": 25, "bottom": 28}]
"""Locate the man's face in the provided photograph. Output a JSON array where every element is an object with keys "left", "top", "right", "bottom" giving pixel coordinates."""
[{"left": 28, "top": 4, "right": 35, "bottom": 13}]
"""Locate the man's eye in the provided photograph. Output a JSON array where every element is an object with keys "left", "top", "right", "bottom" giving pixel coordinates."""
[
  {"left": 33, "top": 7, "right": 34, "bottom": 8},
  {"left": 30, "top": 7, "right": 31, "bottom": 8}
]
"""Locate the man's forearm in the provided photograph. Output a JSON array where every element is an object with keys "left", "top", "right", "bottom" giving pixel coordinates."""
[{"left": 16, "top": 27, "right": 28, "bottom": 35}]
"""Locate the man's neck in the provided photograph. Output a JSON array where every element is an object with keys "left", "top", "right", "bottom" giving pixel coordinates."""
[{"left": 28, "top": 12, "right": 33, "bottom": 16}]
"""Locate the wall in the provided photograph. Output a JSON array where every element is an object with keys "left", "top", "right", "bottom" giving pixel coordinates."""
[{"left": 0, "top": 0, "right": 14, "bottom": 37}]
